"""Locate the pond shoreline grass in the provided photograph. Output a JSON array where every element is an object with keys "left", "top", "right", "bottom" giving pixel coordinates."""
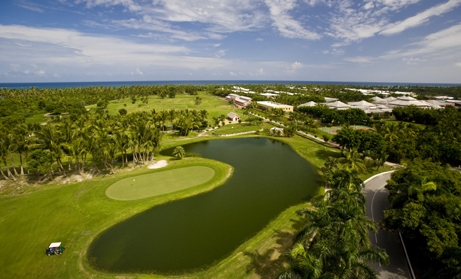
[{"left": 0, "top": 132, "right": 390, "bottom": 279}]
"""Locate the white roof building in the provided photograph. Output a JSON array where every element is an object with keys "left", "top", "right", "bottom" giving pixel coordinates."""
[
  {"left": 324, "top": 100, "right": 350, "bottom": 110},
  {"left": 261, "top": 93, "right": 278, "bottom": 98},
  {"left": 298, "top": 101, "right": 317, "bottom": 107},
  {"left": 257, "top": 101, "right": 294, "bottom": 112},
  {"left": 348, "top": 100, "right": 377, "bottom": 113},
  {"left": 388, "top": 97, "right": 431, "bottom": 108}
]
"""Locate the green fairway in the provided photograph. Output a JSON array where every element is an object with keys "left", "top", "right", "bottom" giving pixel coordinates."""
[
  {"left": 213, "top": 123, "right": 263, "bottom": 135},
  {"left": 106, "top": 166, "right": 215, "bottom": 200}
]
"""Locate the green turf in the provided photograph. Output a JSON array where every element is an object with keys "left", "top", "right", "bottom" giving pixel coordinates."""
[
  {"left": 87, "top": 91, "right": 235, "bottom": 120},
  {"left": 213, "top": 123, "right": 262, "bottom": 135},
  {"left": 106, "top": 166, "right": 215, "bottom": 200},
  {"left": 319, "top": 125, "right": 371, "bottom": 135}
]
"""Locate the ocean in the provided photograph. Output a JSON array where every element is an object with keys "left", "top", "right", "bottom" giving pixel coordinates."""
[{"left": 0, "top": 80, "right": 460, "bottom": 89}]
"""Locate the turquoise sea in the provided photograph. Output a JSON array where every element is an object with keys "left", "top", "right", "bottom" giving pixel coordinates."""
[{"left": 1, "top": 80, "right": 460, "bottom": 89}]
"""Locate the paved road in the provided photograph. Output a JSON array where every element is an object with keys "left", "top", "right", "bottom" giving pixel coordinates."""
[{"left": 363, "top": 171, "right": 412, "bottom": 279}]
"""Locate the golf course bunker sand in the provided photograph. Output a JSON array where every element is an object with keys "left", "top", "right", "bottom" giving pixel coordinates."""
[
  {"left": 147, "top": 160, "right": 168, "bottom": 169},
  {"left": 106, "top": 166, "right": 215, "bottom": 200}
]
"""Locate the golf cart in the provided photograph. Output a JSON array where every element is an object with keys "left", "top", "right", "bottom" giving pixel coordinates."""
[{"left": 45, "top": 242, "right": 65, "bottom": 256}]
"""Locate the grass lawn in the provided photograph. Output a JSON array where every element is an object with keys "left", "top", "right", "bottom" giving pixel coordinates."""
[
  {"left": 106, "top": 166, "right": 215, "bottom": 200},
  {"left": 25, "top": 113, "right": 48, "bottom": 124},
  {"left": 0, "top": 158, "right": 231, "bottom": 279},
  {"left": 86, "top": 91, "right": 237, "bottom": 121},
  {"left": 319, "top": 125, "right": 372, "bottom": 135},
  {"left": 213, "top": 123, "right": 262, "bottom": 135}
]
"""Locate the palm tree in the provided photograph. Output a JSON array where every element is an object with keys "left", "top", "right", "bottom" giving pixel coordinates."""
[
  {"left": 35, "top": 123, "right": 64, "bottom": 175},
  {"left": 339, "top": 150, "right": 367, "bottom": 172},
  {"left": 11, "top": 124, "right": 31, "bottom": 175},
  {"left": 173, "top": 146, "right": 186, "bottom": 160}
]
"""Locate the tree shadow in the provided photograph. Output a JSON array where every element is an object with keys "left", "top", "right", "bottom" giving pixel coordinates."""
[
  {"left": 244, "top": 218, "right": 306, "bottom": 278},
  {"left": 315, "top": 149, "right": 341, "bottom": 161}
]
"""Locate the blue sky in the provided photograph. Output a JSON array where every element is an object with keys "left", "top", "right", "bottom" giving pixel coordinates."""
[{"left": 0, "top": 0, "right": 460, "bottom": 83}]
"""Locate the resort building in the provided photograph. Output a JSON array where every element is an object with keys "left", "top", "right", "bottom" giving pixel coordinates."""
[
  {"left": 226, "top": 112, "right": 240, "bottom": 122},
  {"left": 225, "top": 94, "right": 252, "bottom": 108},
  {"left": 324, "top": 100, "right": 350, "bottom": 110},
  {"left": 348, "top": 100, "right": 392, "bottom": 114},
  {"left": 257, "top": 101, "right": 294, "bottom": 112},
  {"left": 387, "top": 96, "right": 431, "bottom": 108},
  {"left": 260, "top": 93, "right": 278, "bottom": 98}
]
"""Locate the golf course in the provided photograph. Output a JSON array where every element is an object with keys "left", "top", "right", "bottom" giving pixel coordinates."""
[{"left": 0, "top": 87, "right": 392, "bottom": 278}]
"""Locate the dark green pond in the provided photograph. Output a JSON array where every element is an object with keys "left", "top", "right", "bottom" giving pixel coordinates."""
[{"left": 88, "top": 138, "right": 319, "bottom": 274}]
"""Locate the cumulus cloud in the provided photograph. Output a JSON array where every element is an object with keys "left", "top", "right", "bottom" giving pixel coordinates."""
[{"left": 291, "top": 61, "right": 303, "bottom": 69}]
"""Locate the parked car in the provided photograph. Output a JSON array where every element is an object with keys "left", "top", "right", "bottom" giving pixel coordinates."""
[{"left": 45, "top": 242, "right": 65, "bottom": 256}]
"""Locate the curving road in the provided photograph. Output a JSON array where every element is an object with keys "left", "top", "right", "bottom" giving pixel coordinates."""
[{"left": 362, "top": 171, "right": 412, "bottom": 279}]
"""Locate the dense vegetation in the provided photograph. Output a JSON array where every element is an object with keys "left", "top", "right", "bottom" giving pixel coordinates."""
[
  {"left": 384, "top": 159, "right": 461, "bottom": 278},
  {"left": 1, "top": 83, "right": 461, "bottom": 278},
  {"left": 281, "top": 167, "right": 388, "bottom": 278}
]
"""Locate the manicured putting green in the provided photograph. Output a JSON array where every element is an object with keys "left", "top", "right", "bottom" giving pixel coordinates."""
[{"left": 106, "top": 166, "right": 215, "bottom": 200}]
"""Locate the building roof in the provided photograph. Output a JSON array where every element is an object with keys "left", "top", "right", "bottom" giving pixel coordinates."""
[
  {"left": 348, "top": 100, "right": 376, "bottom": 108},
  {"left": 371, "top": 96, "right": 385, "bottom": 103},
  {"left": 227, "top": 112, "right": 239, "bottom": 119},
  {"left": 257, "top": 101, "right": 293, "bottom": 108},
  {"left": 324, "top": 97, "right": 339, "bottom": 103},
  {"left": 388, "top": 97, "right": 429, "bottom": 107},
  {"left": 298, "top": 101, "right": 317, "bottom": 107},
  {"left": 325, "top": 100, "right": 350, "bottom": 109}
]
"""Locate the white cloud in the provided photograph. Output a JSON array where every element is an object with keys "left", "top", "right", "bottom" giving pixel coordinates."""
[
  {"left": 291, "top": 61, "right": 303, "bottom": 69},
  {"left": 380, "top": 0, "right": 461, "bottom": 35},
  {"left": 18, "top": 4, "right": 44, "bottom": 13},
  {"left": 265, "top": 0, "right": 320, "bottom": 40},
  {"left": 403, "top": 57, "right": 426, "bottom": 65},
  {"left": 36, "top": 70, "right": 47, "bottom": 77},
  {"left": 152, "top": 0, "right": 266, "bottom": 33},
  {"left": 259, "top": 68, "right": 264, "bottom": 74},
  {"left": 0, "top": 25, "right": 189, "bottom": 61},
  {"left": 135, "top": 67, "right": 143, "bottom": 75},
  {"left": 456, "top": 62, "right": 461, "bottom": 67},
  {"left": 215, "top": 49, "right": 227, "bottom": 58},
  {"left": 230, "top": 71, "right": 236, "bottom": 76},
  {"left": 0, "top": 24, "right": 235, "bottom": 76},
  {"left": 344, "top": 56, "right": 373, "bottom": 63},
  {"left": 78, "top": 0, "right": 142, "bottom": 11},
  {"left": 256, "top": 38, "right": 264, "bottom": 41},
  {"left": 114, "top": 16, "right": 225, "bottom": 41},
  {"left": 79, "top": 0, "right": 266, "bottom": 34},
  {"left": 382, "top": 23, "right": 461, "bottom": 59},
  {"left": 374, "top": 0, "right": 421, "bottom": 11},
  {"left": 324, "top": 0, "right": 460, "bottom": 46}
]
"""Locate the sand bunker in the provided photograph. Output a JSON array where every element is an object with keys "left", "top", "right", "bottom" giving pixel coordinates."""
[{"left": 147, "top": 160, "right": 168, "bottom": 169}]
